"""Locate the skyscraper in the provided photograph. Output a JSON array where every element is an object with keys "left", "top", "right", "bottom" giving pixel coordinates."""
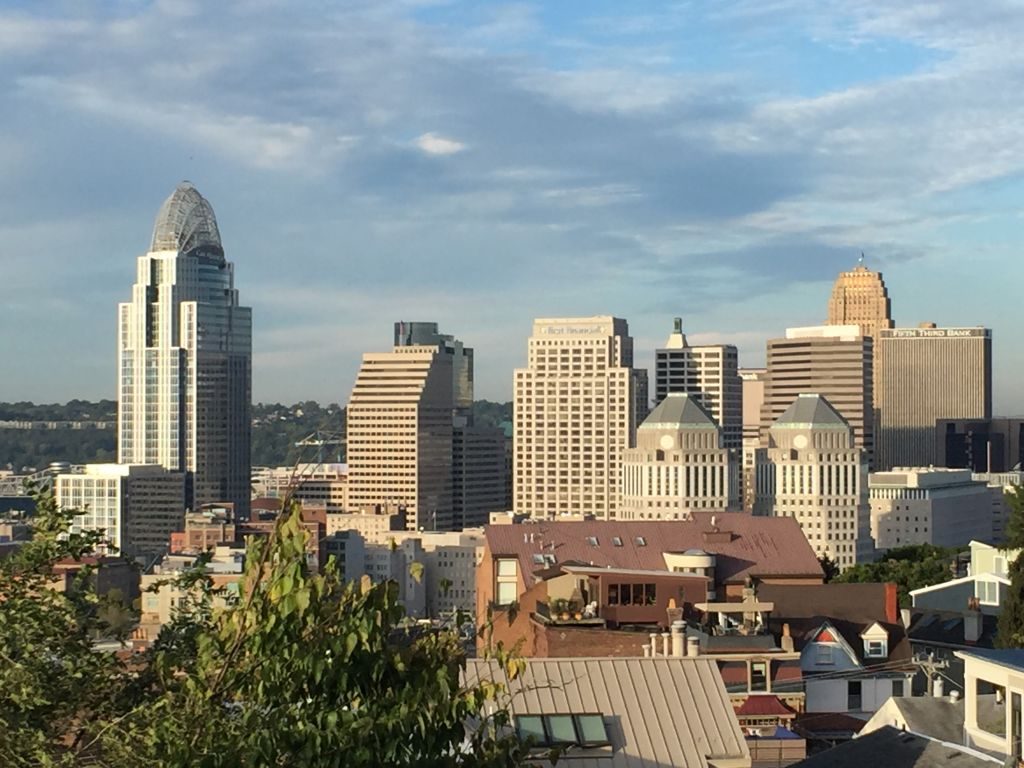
[
  {"left": 118, "top": 182, "right": 252, "bottom": 517},
  {"left": 514, "top": 316, "right": 648, "bottom": 520},
  {"left": 346, "top": 346, "right": 455, "bottom": 531},
  {"left": 740, "top": 368, "right": 767, "bottom": 511},
  {"left": 394, "top": 321, "right": 473, "bottom": 416},
  {"left": 760, "top": 325, "right": 874, "bottom": 466},
  {"left": 875, "top": 325, "right": 992, "bottom": 470},
  {"left": 755, "top": 394, "right": 872, "bottom": 570},
  {"left": 654, "top": 317, "right": 742, "bottom": 449},
  {"left": 621, "top": 393, "right": 739, "bottom": 519},
  {"left": 827, "top": 258, "right": 894, "bottom": 339}
]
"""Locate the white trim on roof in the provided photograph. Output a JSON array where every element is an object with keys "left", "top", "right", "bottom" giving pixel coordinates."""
[{"left": 910, "top": 573, "right": 1010, "bottom": 597}]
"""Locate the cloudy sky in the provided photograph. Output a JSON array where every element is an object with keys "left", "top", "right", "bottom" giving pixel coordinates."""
[{"left": 2, "top": 1, "right": 1023, "bottom": 409}]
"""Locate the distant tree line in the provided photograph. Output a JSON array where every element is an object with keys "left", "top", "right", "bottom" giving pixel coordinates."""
[{"left": 0, "top": 399, "right": 513, "bottom": 472}]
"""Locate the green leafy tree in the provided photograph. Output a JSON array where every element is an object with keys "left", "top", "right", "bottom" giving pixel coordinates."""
[
  {"left": 818, "top": 555, "right": 840, "bottom": 583},
  {"left": 836, "top": 544, "right": 956, "bottom": 607},
  {"left": 0, "top": 496, "right": 532, "bottom": 767},
  {"left": 997, "top": 485, "right": 1024, "bottom": 648}
]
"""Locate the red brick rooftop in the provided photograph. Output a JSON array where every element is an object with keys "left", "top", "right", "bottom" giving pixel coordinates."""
[{"left": 485, "top": 511, "right": 823, "bottom": 588}]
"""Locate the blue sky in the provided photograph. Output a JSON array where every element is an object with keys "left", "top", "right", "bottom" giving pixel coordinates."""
[{"left": 2, "top": 0, "right": 1024, "bottom": 410}]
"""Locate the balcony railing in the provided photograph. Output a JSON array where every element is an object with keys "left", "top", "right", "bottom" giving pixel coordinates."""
[{"left": 534, "top": 600, "right": 605, "bottom": 626}]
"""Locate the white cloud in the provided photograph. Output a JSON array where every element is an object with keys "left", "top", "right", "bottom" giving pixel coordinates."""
[{"left": 414, "top": 132, "right": 466, "bottom": 155}]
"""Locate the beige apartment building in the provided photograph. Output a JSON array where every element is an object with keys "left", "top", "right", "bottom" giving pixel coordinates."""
[
  {"left": 740, "top": 368, "right": 767, "bottom": 511},
  {"left": 251, "top": 463, "right": 349, "bottom": 512},
  {"left": 869, "top": 467, "right": 990, "bottom": 551},
  {"left": 56, "top": 463, "right": 187, "bottom": 561},
  {"left": 621, "top": 393, "right": 739, "bottom": 519},
  {"left": 654, "top": 317, "right": 742, "bottom": 449},
  {"left": 346, "top": 346, "right": 455, "bottom": 531},
  {"left": 875, "top": 325, "right": 992, "bottom": 470},
  {"left": 827, "top": 259, "right": 894, "bottom": 340},
  {"left": 513, "top": 316, "right": 648, "bottom": 520},
  {"left": 761, "top": 325, "right": 874, "bottom": 466},
  {"left": 755, "top": 395, "right": 873, "bottom": 570}
]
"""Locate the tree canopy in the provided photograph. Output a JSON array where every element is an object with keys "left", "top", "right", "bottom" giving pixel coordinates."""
[
  {"left": 836, "top": 544, "right": 957, "bottom": 607},
  {"left": 0, "top": 495, "right": 529, "bottom": 767},
  {"left": 997, "top": 485, "right": 1024, "bottom": 648}
]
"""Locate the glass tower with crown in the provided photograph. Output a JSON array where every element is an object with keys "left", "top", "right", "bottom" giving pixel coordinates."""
[{"left": 117, "top": 182, "right": 252, "bottom": 518}]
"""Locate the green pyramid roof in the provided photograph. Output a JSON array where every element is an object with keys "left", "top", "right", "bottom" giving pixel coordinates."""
[
  {"left": 640, "top": 393, "right": 718, "bottom": 430},
  {"left": 774, "top": 394, "right": 849, "bottom": 430}
]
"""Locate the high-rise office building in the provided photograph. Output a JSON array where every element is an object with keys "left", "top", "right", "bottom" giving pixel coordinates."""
[
  {"left": 452, "top": 426, "right": 508, "bottom": 528},
  {"left": 937, "top": 418, "right": 1024, "bottom": 474},
  {"left": 513, "top": 316, "right": 648, "bottom": 520},
  {"left": 395, "top": 321, "right": 473, "bottom": 415},
  {"left": 755, "top": 395, "right": 872, "bottom": 570},
  {"left": 621, "top": 393, "right": 739, "bottom": 519},
  {"left": 118, "top": 183, "right": 252, "bottom": 517},
  {"left": 875, "top": 325, "right": 992, "bottom": 470},
  {"left": 740, "top": 368, "right": 767, "bottom": 511},
  {"left": 57, "top": 464, "right": 187, "bottom": 561},
  {"left": 346, "top": 346, "right": 454, "bottom": 531},
  {"left": 761, "top": 325, "right": 873, "bottom": 466},
  {"left": 655, "top": 318, "right": 742, "bottom": 449},
  {"left": 827, "top": 258, "right": 894, "bottom": 339}
]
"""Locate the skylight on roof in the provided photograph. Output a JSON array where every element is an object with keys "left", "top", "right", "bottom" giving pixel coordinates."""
[
  {"left": 586, "top": 536, "right": 599, "bottom": 547},
  {"left": 612, "top": 536, "right": 623, "bottom": 547},
  {"left": 514, "top": 714, "right": 611, "bottom": 750},
  {"left": 635, "top": 536, "right": 647, "bottom": 546}
]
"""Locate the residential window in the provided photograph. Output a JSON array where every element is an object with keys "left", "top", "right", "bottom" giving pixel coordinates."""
[
  {"left": 892, "top": 679, "right": 905, "bottom": 698},
  {"left": 977, "top": 580, "right": 1000, "bottom": 606},
  {"left": 751, "top": 662, "right": 768, "bottom": 692},
  {"left": 495, "top": 558, "right": 519, "bottom": 606},
  {"left": 608, "top": 583, "right": 656, "bottom": 606},
  {"left": 848, "top": 681, "right": 862, "bottom": 711},
  {"left": 865, "top": 639, "right": 887, "bottom": 658},
  {"left": 816, "top": 645, "right": 833, "bottom": 665}
]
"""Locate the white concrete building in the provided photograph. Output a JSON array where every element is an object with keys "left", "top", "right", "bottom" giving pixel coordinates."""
[
  {"left": 513, "top": 316, "right": 648, "bottom": 520},
  {"left": 621, "top": 393, "right": 739, "bottom": 519},
  {"left": 869, "top": 468, "right": 992, "bottom": 550},
  {"left": 56, "top": 463, "right": 186, "bottom": 560},
  {"left": 755, "top": 394, "right": 873, "bottom": 569},
  {"left": 118, "top": 183, "right": 252, "bottom": 518},
  {"left": 252, "top": 463, "right": 349, "bottom": 512}
]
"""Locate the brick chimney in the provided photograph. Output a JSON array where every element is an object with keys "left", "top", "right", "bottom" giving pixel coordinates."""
[{"left": 885, "top": 583, "right": 899, "bottom": 624}]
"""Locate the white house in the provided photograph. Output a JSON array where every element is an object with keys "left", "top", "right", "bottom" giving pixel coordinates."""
[{"left": 957, "top": 648, "right": 1024, "bottom": 762}]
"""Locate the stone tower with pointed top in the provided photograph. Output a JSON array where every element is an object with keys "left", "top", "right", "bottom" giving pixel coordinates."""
[
  {"left": 827, "top": 260, "right": 894, "bottom": 340},
  {"left": 754, "top": 394, "right": 873, "bottom": 569},
  {"left": 117, "top": 182, "right": 252, "bottom": 518}
]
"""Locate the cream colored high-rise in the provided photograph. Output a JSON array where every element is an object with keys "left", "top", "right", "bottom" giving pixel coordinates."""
[
  {"left": 513, "top": 316, "right": 648, "bottom": 520},
  {"left": 755, "top": 395, "right": 873, "bottom": 570},
  {"left": 827, "top": 258, "right": 894, "bottom": 339},
  {"left": 621, "top": 393, "right": 738, "bottom": 519},
  {"left": 761, "top": 325, "right": 873, "bottom": 466},
  {"left": 875, "top": 325, "right": 992, "bottom": 470},
  {"left": 346, "top": 346, "right": 454, "bottom": 531},
  {"left": 740, "top": 368, "right": 767, "bottom": 511}
]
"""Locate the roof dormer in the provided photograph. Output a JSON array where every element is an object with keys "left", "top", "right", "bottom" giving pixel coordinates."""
[{"left": 860, "top": 621, "right": 889, "bottom": 659}]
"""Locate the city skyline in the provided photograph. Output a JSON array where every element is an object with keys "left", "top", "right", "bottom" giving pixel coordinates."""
[{"left": 2, "top": 2, "right": 1023, "bottom": 410}]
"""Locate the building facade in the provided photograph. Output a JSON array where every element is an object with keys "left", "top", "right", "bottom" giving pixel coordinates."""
[
  {"left": 741, "top": 368, "right": 767, "bottom": 512},
  {"left": 394, "top": 321, "right": 473, "bottom": 416},
  {"left": 251, "top": 463, "right": 349, "bottom": 512},
  {"left": 755, "top": 395, "right": 873, "bottom": 569},
  {"left": 869, "top": 468, "right": 992, "bottom": 551},
  {"left": 827, "top": 259, "right": 894, "bottom": 340},
  {"left": 118, "top": 183, "right": 252, "bottom": 517},
  {"left": 875, "top": 325, "right": 992, "bottom": 471},
  {"left": 453, "top": 425, "right": 508, "bottom": 528},
  {"left": 761, "top": 326, "right": 874, "bottom": 467},
  {"left": 654, "top": 317, "right": 742, "bottom": 449},
  {"left": 938, "top": 418, "right": 1024, "bottom": 474},
  {"left": 346, "top": 346, "right": 455, "bottom": 531},
  {"left": 620, "top": 393, "right": 739, "bottom": 519},
  {"left": 513, "top": 316, "right": 648, "bottom": 520},
  {"left": 56, "top": 463, "right": 186, "bottom": 560}
]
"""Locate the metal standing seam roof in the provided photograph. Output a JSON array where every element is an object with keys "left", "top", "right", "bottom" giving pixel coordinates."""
[{"left": 464, "top": 657, "right": 750, "bottom": 768}]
